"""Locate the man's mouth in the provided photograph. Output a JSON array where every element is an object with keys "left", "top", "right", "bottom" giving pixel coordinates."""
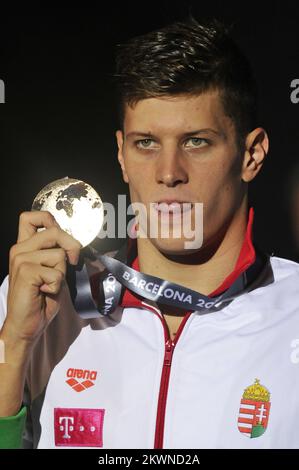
[{"left": 152, "top": 200, "right": 193, "bottom": 214}]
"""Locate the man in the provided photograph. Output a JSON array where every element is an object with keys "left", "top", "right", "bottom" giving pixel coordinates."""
[{"left": 1, "top": 16, "right": 299, "bottom": 449}]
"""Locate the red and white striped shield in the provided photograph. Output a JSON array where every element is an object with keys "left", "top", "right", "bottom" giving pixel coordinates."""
[{"left": 238, "top": 398, "right": 271, "bottom": 438}]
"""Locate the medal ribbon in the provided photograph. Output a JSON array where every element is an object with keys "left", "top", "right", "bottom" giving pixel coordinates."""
[{"left": 72, "top": 241, "right": 270, "bottom": 319}]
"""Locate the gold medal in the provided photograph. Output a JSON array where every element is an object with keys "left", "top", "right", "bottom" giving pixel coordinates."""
[{"left": 32, "top": 177, "right": 104, "bottom": 247}]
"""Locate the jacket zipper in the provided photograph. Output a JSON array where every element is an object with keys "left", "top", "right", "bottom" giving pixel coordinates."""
[
  {"left": 153, "top": 337, "right": 174, "bottom": 448},
  {"left": 154, "top": 312, "right": 192, "bottom": 449}
]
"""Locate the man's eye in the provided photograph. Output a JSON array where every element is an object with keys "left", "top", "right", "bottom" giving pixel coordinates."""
[
  {"left": 134, "top": 137, "right": 209, "bottom": 150},
  {"left": 185, "top": 137, "right": 208, "bottom": 148},
  {"left": 135, "top": 139, "right": 155, "bottom": 149}
]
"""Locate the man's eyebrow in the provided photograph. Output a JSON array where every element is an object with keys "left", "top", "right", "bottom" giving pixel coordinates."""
[{"left": 125, "top": 128, "right": 223, "bottom": 139}]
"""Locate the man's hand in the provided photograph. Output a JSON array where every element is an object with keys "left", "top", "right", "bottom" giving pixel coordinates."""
[
  {"left": 3, "top": 210, "right": 81, "bottom": 344},
  {"left": 0, "top": 210, "right": 82, "bottom": 418}
]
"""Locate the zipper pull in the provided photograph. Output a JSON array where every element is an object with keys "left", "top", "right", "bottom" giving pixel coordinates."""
[{"left": 164, "top": 339, "right": 174, "bottom": 366}]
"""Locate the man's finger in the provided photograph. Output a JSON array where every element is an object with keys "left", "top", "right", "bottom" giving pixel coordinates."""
[
  {"left": 10, "top": 248, "right": 67, "bottom": 277},
  {"left": 15, "top": 225, "right": 82, "bottom": 265},
  {"left": 17, "top": 210, "right": 60, "bottom": 243}
]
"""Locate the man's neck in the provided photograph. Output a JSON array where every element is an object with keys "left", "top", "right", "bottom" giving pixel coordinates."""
[{"left": 136, "top": 202, "right": 249, "bottom": 296}]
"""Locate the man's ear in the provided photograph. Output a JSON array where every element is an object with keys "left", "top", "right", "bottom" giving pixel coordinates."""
[
  {"left": 116, "top": 129, "right": 129, "bottom": 183},
  {"left": 241, "top": 127, "right": 269, "bottom": 182}
]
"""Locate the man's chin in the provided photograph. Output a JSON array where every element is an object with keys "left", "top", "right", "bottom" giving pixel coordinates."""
[{"left": 150, "top": 237, "right": 200, "bottom": 256}]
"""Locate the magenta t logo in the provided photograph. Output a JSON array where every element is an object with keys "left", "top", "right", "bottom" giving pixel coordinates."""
[{"left": 54, "top": 408, "right": 105, "bottom": 447}]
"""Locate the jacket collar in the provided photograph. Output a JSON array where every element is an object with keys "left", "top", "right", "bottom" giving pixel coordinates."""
[{"left": 121, "top": 207, "right": 256, "bottom": 308}]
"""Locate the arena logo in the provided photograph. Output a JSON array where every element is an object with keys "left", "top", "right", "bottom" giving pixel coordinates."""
[
  {"left": 290, "top": 79, "right": 299, "bottom": 104},
  {"left": 0, "top": 80, "right": 4, "bottom": 103},
  {"left": 66, "top": 367, "right": 98, "bottom": 392}
]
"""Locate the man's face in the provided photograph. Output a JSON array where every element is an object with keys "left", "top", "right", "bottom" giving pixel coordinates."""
[{"left": 116, "top": 90, "right": 247, "bottom": 255}]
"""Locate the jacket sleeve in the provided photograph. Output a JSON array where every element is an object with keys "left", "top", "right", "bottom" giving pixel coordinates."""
[
  {"left": 0, "top": 406, "right": 27, "bottom": 449},
  {"left": 0, "top": 275, "right": 33, "bottom": 449}
]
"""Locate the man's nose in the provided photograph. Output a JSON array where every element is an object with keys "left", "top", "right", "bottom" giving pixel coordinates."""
[{"left": 155, "top": 148, "right": 189, "bottom": 187}]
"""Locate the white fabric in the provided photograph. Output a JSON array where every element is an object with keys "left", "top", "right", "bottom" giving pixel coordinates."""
[{"left": 1, "top": 255, "right": 299, "bottom": 448}]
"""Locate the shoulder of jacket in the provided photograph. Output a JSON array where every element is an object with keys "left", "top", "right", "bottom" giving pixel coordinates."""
[{"left": 270, "top": 255, "right": 299, "bottom": 281}]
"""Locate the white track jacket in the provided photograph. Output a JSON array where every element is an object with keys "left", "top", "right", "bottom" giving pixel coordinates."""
[{"left": 0, "top": 208, "right": 299, "bottom": 449}]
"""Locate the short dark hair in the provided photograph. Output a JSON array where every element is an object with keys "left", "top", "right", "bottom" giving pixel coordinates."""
[{"left": 113, "top": 16, "right": 258, "bottom": 149}]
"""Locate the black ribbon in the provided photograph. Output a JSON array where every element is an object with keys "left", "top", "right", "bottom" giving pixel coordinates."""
[{"left": 71, "top": 240, "right": 270, "bottom": 319}]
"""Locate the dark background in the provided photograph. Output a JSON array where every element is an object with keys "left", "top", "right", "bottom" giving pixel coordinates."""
[{"left": 0, "top": 1, "right": 299, "bottom": 282}]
